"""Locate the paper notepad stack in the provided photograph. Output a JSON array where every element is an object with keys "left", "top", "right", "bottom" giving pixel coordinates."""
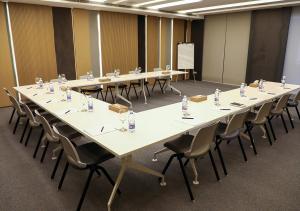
[
  {"left": 98, "top": 77, "right": 111, "bottom": 82},
  {"left": 108, "top": 104, "right": 129, "bottom": 113},
  {"left": 189, "top": 95, "right": 207, "bottom": 103}
]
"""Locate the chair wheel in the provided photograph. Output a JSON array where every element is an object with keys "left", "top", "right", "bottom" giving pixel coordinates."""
[{"left": 193, "top": 180, "right": 199, "bottom": 185}]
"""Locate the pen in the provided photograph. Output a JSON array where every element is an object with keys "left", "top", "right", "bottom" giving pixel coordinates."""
[
  {"left": 65, "top": 110, "right": 70, "bottom": 114},
  {"left": 33, "top": 93, "right": 38, "bottom": 96},
  {"left": 27, "top": 87, "right": 32, "bottom": 89},
  {"left": 46, "top": 100, "right": 52, "bottom": 103},
  {"left": 220, "top": 108, "right": 231, "bottom": 110},
  {"left": 182, "top": 117, "right": 194, "bottom": 119},
  {"left": 101, "top": 126, "right": 104, "bottom": 132}
]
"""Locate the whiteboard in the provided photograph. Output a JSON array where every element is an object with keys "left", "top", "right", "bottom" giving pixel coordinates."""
[{"left": 177, "top": 43, "right": 194, "bottom": 69}]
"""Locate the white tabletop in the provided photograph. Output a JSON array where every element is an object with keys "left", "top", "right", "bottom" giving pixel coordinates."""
[
  {"left": 64, "top": 70, "right": 186, "bottom": 88},
  {"left": 15, "top": 81, "right": 299, "bottom": 158}
]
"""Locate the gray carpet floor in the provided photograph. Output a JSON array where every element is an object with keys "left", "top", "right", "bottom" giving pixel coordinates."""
[{"left": 1, "top": 80, "right": 300, "bottom": 211}]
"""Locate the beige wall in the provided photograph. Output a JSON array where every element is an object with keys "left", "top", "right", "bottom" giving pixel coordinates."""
[
  {"left": 223, "top": 12, "right": 251, "bottom": 84},
  {"left": 202, "top": 12, "right": 251, "bottom": 85},
  {"left": 202, "top": 14, "right": 227, "bottom": 83}
]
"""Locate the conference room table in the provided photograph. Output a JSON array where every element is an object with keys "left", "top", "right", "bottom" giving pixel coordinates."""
[
  {"left": 66, "top": 70, "right": 187, "bottom": 106},
  {"left": 14, "top": 81, "right": 299, "bottom": 210}
]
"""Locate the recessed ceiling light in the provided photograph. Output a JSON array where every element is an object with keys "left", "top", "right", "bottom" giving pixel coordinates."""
[
  {"left": 133, "top": 0, "right": 168, "bottom": 8},
  {"left": 111, "top": 0, "right": 127, "bottom": 4},
  {"left": 178, "top": 0, "right": 283, "bottom": 14},
  {"left": 89, "top": 0, "right": 107, "bottom": 3},
  {"left": 148, "top": 0, "right": 203, "bottom": 10}
]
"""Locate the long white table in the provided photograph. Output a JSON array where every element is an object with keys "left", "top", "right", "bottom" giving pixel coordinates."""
[
  {"left": 66, "top": 70, "right": 187, "bottom": 106},
  {"left": 14, "top": 81, "right": 299, "bottom": 210}
]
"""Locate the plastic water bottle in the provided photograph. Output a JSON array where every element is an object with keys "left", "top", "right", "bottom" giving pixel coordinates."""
[
  {"left": 258, "top": 79, "right": 264, "bottom": 92},
  {"left": 214, "top": 89, "right": 220, "bottom": 106},
  {"left": 128, "top": 110, "right": 135, "bottom": 133},
  {"left": 240, "top": 83, "right": 245, "bottom": 97},
  {"left": 281, "top": 75, "right": 286, "bottom": 88},
  {"left": 66, "top": 87, "right": 72, "bottom": 102},
  {"left": 182, "top": 95, "right": 188, "bottom": 116},
  {"left": 87, "top": 96, "right": 93, "bottom": 112},
  {"left": 58, "top": 74, "right": 62, "bottom": 84},
  {"left": 49, "top": 82, "right": 54, "bottom": 93}
]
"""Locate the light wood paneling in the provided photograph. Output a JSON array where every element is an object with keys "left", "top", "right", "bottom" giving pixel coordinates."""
[
  {"left": 223, "top": 12, "right": 251, "bottom": 85},
  {"left": 202, "top": 14, "right": 227, "bottom": 83},
  {"left": 72, "top": 9, "right": 92, "bottom": 78},
  {"left": 147, "top": 16, "right": 159, "bottom": 72},
  {"left": 173, "top": 19, "right": 185, "bottom": 80},
  {"left": 160, "top": 17, "right": 171, "bottom": 69},
  {"left": 100, "top": 11, "right": 138, "bottom": 75},
  {"left": 0, "top": 2, "right": 16, "bottom": 107},
  {"left": 10, "top": 3, "right": 57, "bottom": 85}
]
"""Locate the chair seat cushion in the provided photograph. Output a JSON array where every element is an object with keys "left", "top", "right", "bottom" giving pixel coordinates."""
[
  {"left": 56, "top": 124, "right": 82, "bottom": 140},
  {"left": 130, "top": 81, "right": 149, "bottom": 86},
  {"left": 77, "top": 142, "right": 114, "bottom": 166},
  {"left": 288, "top": 100, "right": 298, "bottom": 107},
  {"left": 164, "top": 134, "right": 193, "bottom": 154},
  {"left": 81, "top": 86, "right": 102, "bottom": 93},
  {"left": 216, "top": 122, "right": 240, "bottom": 140},
  {"left": 108, "top": 83, "right": 127, "bottom": 89}
]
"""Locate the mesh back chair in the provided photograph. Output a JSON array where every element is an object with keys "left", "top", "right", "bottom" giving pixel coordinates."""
[
  {"left": 53, "top": 126, "right": 119, "bottom": 211},
  {"left": 161, "top": 122, "right": 219, "bottom": 201},
  {"left": 34, "top": 110, "right": 81, "bottom": 179},
  {"left": 151, "top": 67, "right": 167, "bottom": 94},
  {"left": 3, "top": 88, "right": 16, "bottom": 124},
  {"left": 287, "top": 90, "right": 300, "bottom": 120},
  {"left": 79, "top": 75, "right": 104, "bottom": 100},
  {"left": 268, "top": 94, "right": 292, "bottom": 140},
  {"left": 128, "top": 70, "right": 150, "bottom": 100},
  {"left": 215, "top": 110, "right": 250, "bottom": 176},
  {"left": 246, "top": 101, "right": 274, "bottom": 146}
]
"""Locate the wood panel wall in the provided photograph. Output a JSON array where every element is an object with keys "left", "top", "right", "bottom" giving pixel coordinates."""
[
  {"left": 9, "top": 3, "right": 57, "bottom": 85},
  {"left": 100, "top": 11, "right": 138, "bottom": 75},
  {"left": 160, "top": 17, "right": 171, "bottom": 69},
  {"left": 147, "top": 16, "right": 159, "bottom": 72},
  {"left": 0, "top": 2, "right": 16, "bottom": 107},
  {"left": 72, "top": 9, "right": 92, "bottom": 78},
  {"left": 173, "top": 19, "right": 186, "bottom": 79}
]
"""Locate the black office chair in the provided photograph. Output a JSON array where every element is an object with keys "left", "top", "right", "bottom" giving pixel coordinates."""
[
  {"left": 287, "top": 90, "right": 300, "bottom": 120},
  {"left": 151, "top": 68, "right": 167, "bottom": 94},
  {"left": 127, "top": 70, "right": 151, "bottom": 99},
  {"left": 54, "top": 125, "right": 120, "bottom": 211}
]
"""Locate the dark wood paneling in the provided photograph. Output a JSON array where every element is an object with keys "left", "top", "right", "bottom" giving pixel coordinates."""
[
  {"left": 191, "top": 20, "right": 204, "bottom": 81},
  {"left": 246, "top": 8, "right": 291, "bottom": 83},
  {"left": 138, "top": 15, "right": 145, "bottom": 72},
  {"left": 52, "top": 7, "right": 76, "bottom": 80}
]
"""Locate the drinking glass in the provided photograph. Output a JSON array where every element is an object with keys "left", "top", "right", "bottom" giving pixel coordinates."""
[
  {"left": 35, "top": 77, "right": 40, "bottom": 88},
  {"left": 60, "top": 86, "right": 66, "bottom": 102},
  {"left": 119, "top": 110, "right": 127, "bottom": 132},
  {"left": 80, "top": 94, "right": 87, "bottom": 112}
]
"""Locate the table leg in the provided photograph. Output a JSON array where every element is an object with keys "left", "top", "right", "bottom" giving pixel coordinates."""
[
  {"left": 141, "top": 79, "right": 147, "bottom": 104},
  {"left": 164, "top": 78, "right": 182, "bottom": 96},
  {"left": 107, "top": 155, "right": 165, "bottom": 211},
  {"left": 114, "top": 83, "right": 132, "bottom": 107}
]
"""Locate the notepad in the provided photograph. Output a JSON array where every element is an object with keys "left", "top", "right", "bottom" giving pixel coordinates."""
[{"left": 84, "top": 124, "right": 116, "bottom": 136}]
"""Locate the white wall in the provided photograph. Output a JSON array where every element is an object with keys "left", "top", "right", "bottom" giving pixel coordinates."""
[{"left": 283, "top": 7, "right": 300, "bottom": 85}]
